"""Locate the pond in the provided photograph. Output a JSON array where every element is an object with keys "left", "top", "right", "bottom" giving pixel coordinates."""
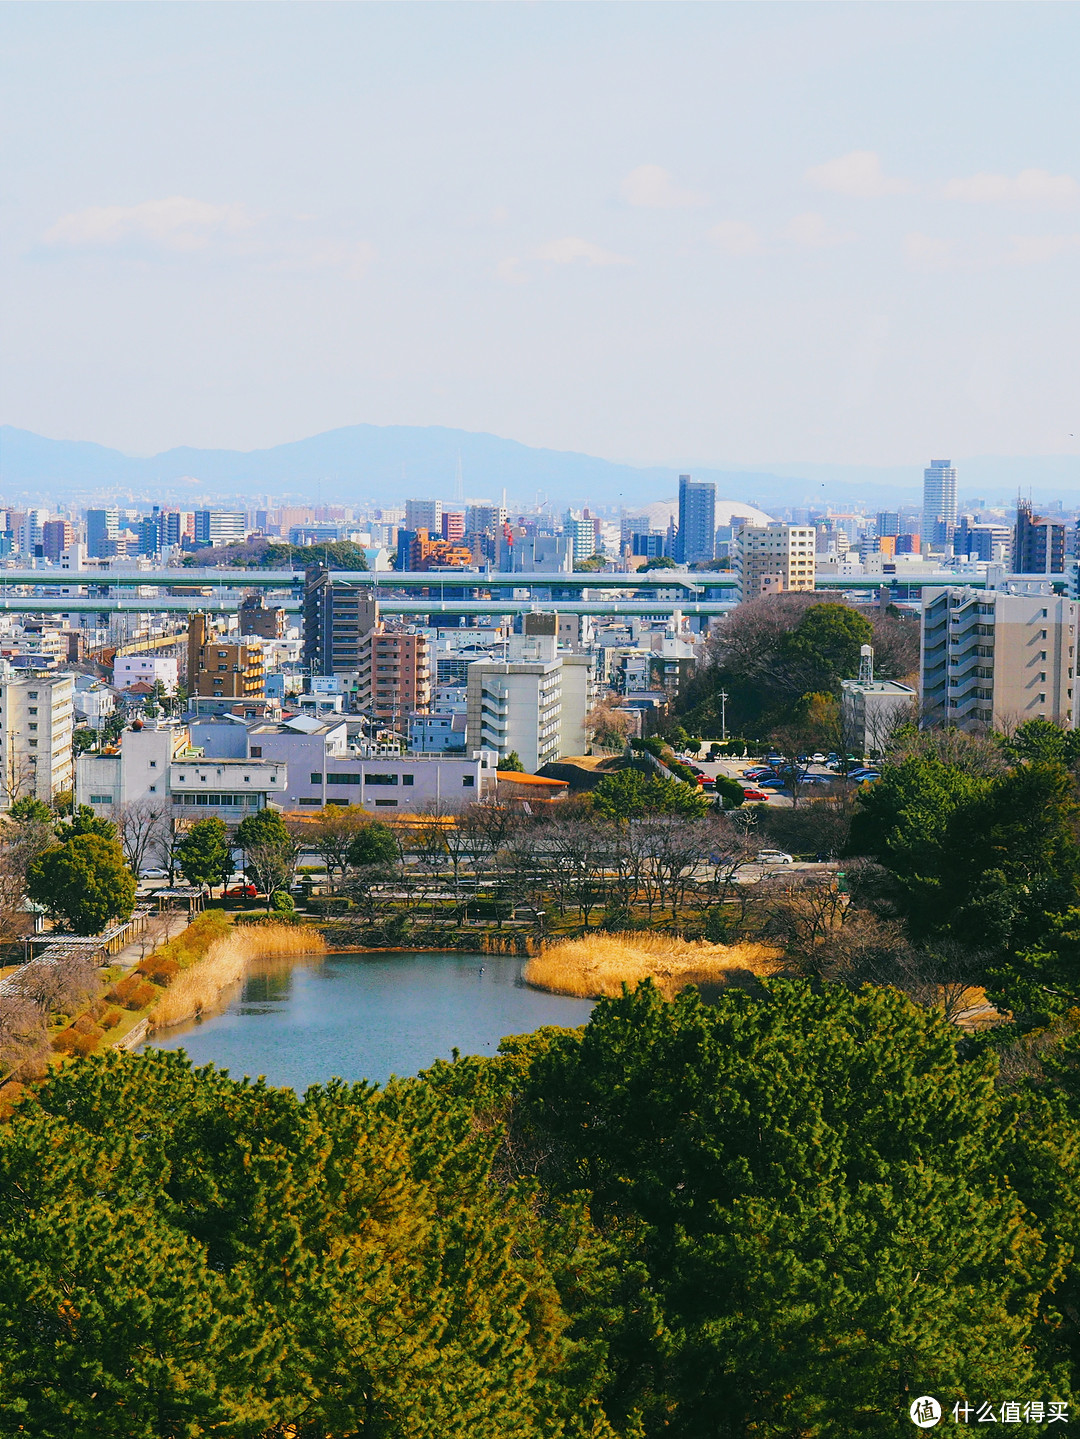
[{"left": 143, "top": 950, "right": 595, "bottom": 1091}]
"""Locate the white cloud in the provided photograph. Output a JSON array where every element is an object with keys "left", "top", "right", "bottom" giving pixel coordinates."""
[
  {"left": 620, "top": 164, "right": 706, "bottom": 209},
  {"left": 805, "top": 151, "right": 913, "bottom": 199},
  {"left": 534, "top": 237, "right": 632, "bottom": 266},
  {"left": 904, "top": 231, "right": 955, "bottom": 271},
  {"left": 496, "top": 256, "right": 528, "bottom": 285},
  {"left": 943, "top": 168, "right": 1080, "bottom": 209},
  {"left": 709, "top": 221, "right": 761, "bottom": 256},
  {"left": 44, "top": 196, "right": 257, "bottom": 251},
  {"left": 784, "top": 211, "right": 857, "bottom": 248},
  {"left": 1003, "top": 233, "right": 1080, "bottom": 265}
]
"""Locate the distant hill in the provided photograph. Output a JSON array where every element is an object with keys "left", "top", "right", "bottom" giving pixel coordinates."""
[{"left": 1, "top": 422, "right": 1076, "bottom": 511}]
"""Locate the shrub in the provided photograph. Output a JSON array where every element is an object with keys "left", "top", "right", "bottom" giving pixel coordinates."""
[
  {"left": 136, "top": 956, "right": 180, "bottom": 986},
  {"left": 124, "top": 982, "right": 158, "bottom": 1012},
  {"left": 270, "top": 891, "right": 295, "bottom": 914},
  {"left": 107, "top": 974, "right": 142, "bottom": 1005},
  {"left": 73, "top": 1014, "right": 97, "bottom": 1035},
  {"left": 101, "top": 1009, "right": 122, "bottom": 1031},
  {"left": 72, "top": 1030, "right": 102, "bottom": 1057}
]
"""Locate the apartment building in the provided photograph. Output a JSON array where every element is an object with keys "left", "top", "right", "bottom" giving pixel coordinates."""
[
  {"left": 736, "top": 523, "right": 816, "bottom": 600},
  {"left": 357, "top": 628, "right": 431, "bottom": 724},
  {"left": 187, "top": 613, "right": 265, "bottom": 702},
  {"left": 193, "top": 510, "right": 248, "bottom": 547},
  {"left": 113, "top": 654, "right": 179, "bottom": 693},
  {"left": 921, "top": 586, "right": 1078, "bottom": 730},
  {"left": 465, "top": 616, "right": 591, "bottom": 771},
  {"left": 0, "top": 674, "right": 74, "bottom": 808},
  {"left": 302, "top": 568, "right": 379, "bottom": 676}
]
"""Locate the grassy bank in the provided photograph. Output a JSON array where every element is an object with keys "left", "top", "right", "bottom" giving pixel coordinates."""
[
  {"left": 149, "top": 918, "right": 327, "bottom": 1031},
  {"left": 524, "top": 932, "right": 783, "bottom": 1000}
]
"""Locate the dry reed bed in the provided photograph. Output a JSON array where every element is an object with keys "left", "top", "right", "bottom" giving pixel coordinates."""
[
  {"left": 150, "top": 923, "right": 327, "bottom": 1031},
  {"left": 524, "top": 932, "right": 784, "bottom": 1001}
]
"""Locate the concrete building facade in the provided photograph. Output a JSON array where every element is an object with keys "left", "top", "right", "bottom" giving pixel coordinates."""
[
  {"left": 736, "top": 524, "right": 816, "bottom": 600},
  {"left": 187, "top": 613, "right": 265, "bottom": 703},
  {"left": 0, "top": 674, "right": 74, "bottom": 808},
  {"left": 921, "top": 586, "right": 1077, "bottom": 730}
]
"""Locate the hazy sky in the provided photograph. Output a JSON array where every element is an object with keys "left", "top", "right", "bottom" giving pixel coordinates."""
[{"left": 2, "top": 2, "right": 1078, "bottom": 468}]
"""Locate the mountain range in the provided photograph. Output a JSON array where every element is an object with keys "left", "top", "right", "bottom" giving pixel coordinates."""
[{"left": 1, "top": 423, "right": 1077, "bottom": 512}]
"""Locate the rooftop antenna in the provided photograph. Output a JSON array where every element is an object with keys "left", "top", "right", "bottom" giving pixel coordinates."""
[{"left": 859, "top": 644, "right": 874, "bottom": 684}]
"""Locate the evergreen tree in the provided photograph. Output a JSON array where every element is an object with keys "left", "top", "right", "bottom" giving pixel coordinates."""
[
  {"left": 26, "top": 834, "right": 136, "bottom": 934},
  {"left": 176, "top": 816, "right": 232, "bottom": 894}
]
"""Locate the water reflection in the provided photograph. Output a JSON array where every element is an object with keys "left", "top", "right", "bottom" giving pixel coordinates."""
[{"left": 144, "top": 951, "right": 594, "bottom": 1091}]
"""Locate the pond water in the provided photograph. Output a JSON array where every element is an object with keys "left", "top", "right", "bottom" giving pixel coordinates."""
[{"left": 143, "top": 951, "right": 595, "bottom": 1091}]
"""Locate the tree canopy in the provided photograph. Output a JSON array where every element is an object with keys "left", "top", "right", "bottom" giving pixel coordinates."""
[
  {"left": 26, "top": 833, "right": 136, "bottom": 934},
  {"left": 592, "top": 767, "right": 708, "bottom": 821},
  {"left": 177, "top": 816, "right": 233, "bottom": 893}
]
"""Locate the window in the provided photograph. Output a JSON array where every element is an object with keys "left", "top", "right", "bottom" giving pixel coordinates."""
[
  {"left": 310, "top": 772, "right": 323, "bottom": 784},
  {"left": 149, "top": 760, "right": 156, "bottom": 768},
  {"left": 28, "top": 708, "right": 37, "bottom": 716},
  {"left": 462, "top": 775, "right": 475, "bottom": 787},
  {"left": 365, "top": 773, "right": 398, "bottom": 786},
  {"left": 402, "top": 774, "right": 414, "bottom": 786},
  {"left": 298, "top": 797, "right": 321, "bottom": 806},
  {"left": 28, "top": 692, "right": 37, "bottom": 699},
  {"left": 28, "top": 740, "right": 36, "bottom": 747},
  {"left": 374, "top": 798, "right": 398, "bottom": 807},
  {"left": 217, "top": 665, "right": 228, "bottom": 672},
  {"left": 250, "top": 746, "right": 262, "bottom": 758},
  {"left": 90, "top": 794, "right": 112, "bottom": 804},
  {"left": 28, "top": 723, "right": 37, "bottom": 732},
  {"left": 327, "top": 773, "right": 362, "bottom": 785}
]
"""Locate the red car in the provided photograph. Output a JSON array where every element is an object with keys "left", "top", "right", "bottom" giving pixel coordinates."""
[
  {"left": 226, "top": 884, "right": 258, "bottom": 898},
  {"left": 741, "top": 787, "right": 770, "bottom": 801}
]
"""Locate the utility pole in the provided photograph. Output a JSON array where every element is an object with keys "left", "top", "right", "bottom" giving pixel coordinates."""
[{"left": 719, "top": 689, "right": 728, "bottom": 741}]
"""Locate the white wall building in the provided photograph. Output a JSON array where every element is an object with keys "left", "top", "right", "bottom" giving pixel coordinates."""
[
  {"left": 113, "top": 654, "right": 180, "bottom": 693},
  {"left": 0, "top": 674, "right": 74, "bottom": 808},
  {"left": 465, "top": 621, "right": 591, "bottom": 771}
]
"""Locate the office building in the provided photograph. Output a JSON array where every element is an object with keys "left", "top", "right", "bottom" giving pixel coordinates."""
[
  {"left": 85, "top": 508, "right": 120, "bottom": 558},
  {"left": 1014, "top": 499, "right": 1066, "bottom": 574},
  {"left": 193, "top": 510, "right": 247, "bottom": 547},
  {"left": 187, "top": 613, "right": 265, "bottom": 702},
  {"left": 876, "top": 512, "right": 901, "bottom": 538},
  {"left": 0, "top": 674, "right": 74, "bottom": 808},
  {"left": 675, "top": 474, "right": 716, "bottom": 565},
  {"left": 302, "top": 568, "right": 379, "bottom": 677},
  {"left": 405, "top": 499, "right": 442, "bottom": 534},
  {"left": 921, "top": 586, "right": 1078, "bottom": 730},
  {"left": 735, "top": 524, "right": 816, "bottom": 600},
  {"left": 465, "top": 503, "right": 507, "bottom": 537},
  {"left": 922, "top": 460, "right": 957, "bottom": 548}
]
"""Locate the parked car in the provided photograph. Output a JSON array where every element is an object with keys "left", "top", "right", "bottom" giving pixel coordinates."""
[
  {"left": 741, "top": 786, "right": 770, "bottom": 801},
  {"left": 139, "top": 867, "right": 167, "bottom": 880},
  {"left": 847, "top": 768, "right": 878, "bottom": 780},
  {"left": 226, "top": 883, "right": 258, "bottom": 898},
  {"left": 811, "top": 753, "right": 826, "bottom": 763},
  {"left": 756, "top": 778, "right": 787, "bottom": 789},
  {"left": 756, "top": 849, "right": 794, "bottom": 865}
]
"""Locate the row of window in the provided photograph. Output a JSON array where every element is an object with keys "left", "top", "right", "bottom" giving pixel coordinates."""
[
  {"left": 173, "top": 793, "right": 262, "bottom": 807},
  {"left": 307, "top": 770, "right": 475, "bottom": 789}
]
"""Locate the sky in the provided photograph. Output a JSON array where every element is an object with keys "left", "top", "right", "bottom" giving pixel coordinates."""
[{"left": 2, "top": 2, "right": 1079, "bottom": 471}]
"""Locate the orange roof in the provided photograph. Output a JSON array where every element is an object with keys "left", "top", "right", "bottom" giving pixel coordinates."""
[{"left": 496, "top": 771, "right": 568, "bottom": 787}]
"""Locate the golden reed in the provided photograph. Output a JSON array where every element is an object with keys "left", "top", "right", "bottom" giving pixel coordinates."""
[
  {"left": 524, "top": 932, "right": 783, "bottom": 1001},
  {"left": 150, "top": 923, "right": 327, "bottom": 1030}
]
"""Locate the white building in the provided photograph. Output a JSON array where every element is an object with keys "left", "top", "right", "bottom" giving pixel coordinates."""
[
  {"left": 465, "top": 619, "right": 592, "bottom": 772},
  {"left": 0, "top": 674, "right": 74, "bottom": 808},
  {"left": 841, "top": 679, "right": 917, "bottom": 758},
  {"left": 73, "top": 680, "right": 117, "bottom": 731},
  {"left": 736, "top": 523, "right": 816, "bottom": 600},
  {"left": 113, "top": 654, "right": 179, "bottom": 693}
]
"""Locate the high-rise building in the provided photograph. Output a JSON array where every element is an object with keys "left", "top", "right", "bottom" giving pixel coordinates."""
[
  {"left": 465, "top": 503, "right": 507, "bottom": 537},
  {"left": 922, "top": 460, "right": 957, "bottom": 548},
  {"left": 675, "top": 474, "right": 716, "bottom": 564},
  {"left": 42, "top": 520, "right": 74, "bottom": 562},
  {"left": 1014, "top": 499, "right": 1066, "bottom": 574},
  {"left": 405, "top": 499, "right": 442, "bottom": 534},
  {"left": 0, "top": 674, "right": 74, "bottom": 808},
  {"left": 303, "top": 568, "right": 379, "bottom": 676},
  {"left": 187, "top": 613, "right": 265, "bottom": 702},
  {"left": 194, "top": 511, "right": 247, "bottom": 547},
  {"left": 85, "top": 508, "right": 119, "bottom": 557},
  {"left": 564, "top": 516, "right": 595, "bottom": 563},
  {"left": 735, "top": 524, "right": 816, "bottom": 600},
  {"left": 921, "top": 586, "right": 1077, "bottom": 730},
  {"left": 441, "top": 510, "right": 466, "bottom": 543},
  {"left": 876, "top": 511, "right": 901, "bottom": 538},
  {"left": 356, "top": 628, "right": 431, "bottom": 724}
]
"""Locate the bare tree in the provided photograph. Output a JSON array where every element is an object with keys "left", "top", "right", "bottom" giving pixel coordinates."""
[
  {"left": 152, "top": 812, "right": 192, "bottom": 884},
  {"left": 117, "top": 799, "right": 170, "bottom": 877}
]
